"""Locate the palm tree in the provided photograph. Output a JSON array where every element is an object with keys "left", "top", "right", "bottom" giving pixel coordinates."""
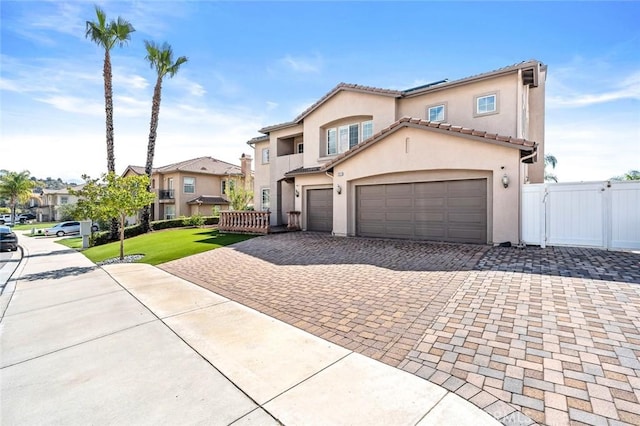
[
  {"left": 0, "top": 171, "right": 36, "bottom": 222},
  {"left": 85, "top": 5, "right": 134, "bottom": 238},
  {"left": 141, "top": 41, "right": 188, "bottom": 232},
  {"left": 544, "top": 154, "right": 558, "bottom": 183}
]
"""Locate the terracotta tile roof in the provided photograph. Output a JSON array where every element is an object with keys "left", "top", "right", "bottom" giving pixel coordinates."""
[
  {"left": 259, "top": 83, "right": 402, "bottom": 133},
  {"left": 284, "top": 166, "right": 323, "bottom": 177},
  {"left": 258, "top": 60, "right": 545, "bottom": 134},
  {"left": 321, "top": 117, "right": 537, "bottom": 171},
  {"left": 187, "top": 195, "right": 229, "bottom": 205},
  {"left": 154, "top": 156, "right": 243, "bottom": 176},
  {"left": 403, "top": 59, "right": 545, "bottom": 97}
]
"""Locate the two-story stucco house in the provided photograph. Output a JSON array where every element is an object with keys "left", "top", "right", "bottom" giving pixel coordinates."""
[
  {"left": 123, "top": 154, "right": 253, "bottom": 221},
  {"left": 36, "top": 186, "right": 83, "bottom": 222},
  {"left": 248, "top": 60, "right": 546, "bottom": 245}
]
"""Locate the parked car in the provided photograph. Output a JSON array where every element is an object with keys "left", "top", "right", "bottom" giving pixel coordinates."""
[
  {"left": 44, "top": 221, "right": 99, "bottom": 237},
  {"left": 18, "top": 213, "right": 36, "bottom": 222},
  {"left": 45, "top": 221, "right": 80, "bottom": 237},
  {"left": 0, "top": 214, "right": 16, "bottom": 226},
  {"left": 0, "top": 225, "right": 18, "bottom": 251}
]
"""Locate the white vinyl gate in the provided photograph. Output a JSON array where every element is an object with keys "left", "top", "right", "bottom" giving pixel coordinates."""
[{"left": 521, "top": 181, "right": 640, "bottom": 250}]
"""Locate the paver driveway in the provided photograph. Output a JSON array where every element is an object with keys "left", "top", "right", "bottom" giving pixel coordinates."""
[{"left": 161, "top": 232, "right": 640, "bottom": 425}]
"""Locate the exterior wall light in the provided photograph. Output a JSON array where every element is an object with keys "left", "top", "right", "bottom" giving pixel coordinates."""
[
  {"left": 336, "top": 184, "right": 342, "bottom": 194},
  {"left": 502, "top": 174, "right": 509, "bottom": 188},
  {"left": 295, "top": 189, "right": 300, "bottom": 197}
]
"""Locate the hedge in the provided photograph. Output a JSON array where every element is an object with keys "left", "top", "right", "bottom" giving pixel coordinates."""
[{"left": 92, "top": 216, "right": 219, "bottom": 247}]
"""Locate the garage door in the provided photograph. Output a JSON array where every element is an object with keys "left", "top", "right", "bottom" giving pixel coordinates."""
[
  {"left": 356, "top": 179, "right": 487, "bottom": 243},
  {"left": 307, "top": 188, "right": 333, "bottom": 232}
]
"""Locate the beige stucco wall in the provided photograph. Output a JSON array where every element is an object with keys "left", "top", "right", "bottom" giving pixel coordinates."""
[
  {"left": 154, "top": 172, "right": 225, "bottom": 218},
  {"left": 252, "top": 139, "right": 271, "bottom": 210},
  {"left": 330, "top": 127, "right": 522, "bottom": 244},
  {"left": 303, "top": 91, "right": 397, "bottom": 167},
  {"left": 398, "top": 73, "right": 519, "bottom": 138}
]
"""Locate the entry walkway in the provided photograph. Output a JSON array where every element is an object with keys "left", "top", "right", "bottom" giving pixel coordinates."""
[{"left": 0, "top": 234, "right": 498, "bottom": 425}]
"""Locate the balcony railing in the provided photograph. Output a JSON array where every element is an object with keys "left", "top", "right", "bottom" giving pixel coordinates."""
[
  {"left": 218, "top": 211, "right": 270, "bottom": 234},
  {"left": 158, "top": 189, "right": 175, "bottom": 200}
]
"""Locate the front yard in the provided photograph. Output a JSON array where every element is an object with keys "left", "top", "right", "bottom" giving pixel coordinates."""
[{"left": 57, "top": 227, "right": 256, "bottom": 265}]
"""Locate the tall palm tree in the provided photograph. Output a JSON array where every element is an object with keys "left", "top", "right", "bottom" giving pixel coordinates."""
[
  {"left": 0, "top": 171, "right": 36, "bottom": 222},
  {"left": 141, "top": 41, "right": 188, "bottom": 232},
  {"left": 544, "top": 154, "right": 558, "bottom": 183},
  {"left": 85, "top": 5, "right": 134, "bottom": 238}
]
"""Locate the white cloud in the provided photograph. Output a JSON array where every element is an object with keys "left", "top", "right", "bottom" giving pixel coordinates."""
[
  {"left": 36, "top": 95, "right": 104, "bottom": 116},
  {"left": 547, "top": 67, "right": 640, "bottom": 108},
  {"left": 266, "top": 101, "right": 278, "bottom": 111},
  {"left": 280, "top": 54, "right": 323, "bottom": 74}
]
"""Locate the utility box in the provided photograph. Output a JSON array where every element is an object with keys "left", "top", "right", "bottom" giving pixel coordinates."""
[{"left": 80, "top": 220, "right": 92, "bottom": 249}]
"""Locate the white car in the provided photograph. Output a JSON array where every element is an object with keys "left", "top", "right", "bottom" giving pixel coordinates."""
[
  {"left": 45, "top": 221, "right": 99, "bottom": 237},
  {"left": 0, "top": 214, "right": 16, "bottom": 226}
]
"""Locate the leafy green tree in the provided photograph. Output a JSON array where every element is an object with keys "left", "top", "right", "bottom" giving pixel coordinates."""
[
  {"left": 71, "top": 173, "right": 155, "bottom": 260},
  {"left": 0, "top": 171, "right": 37, "bottom": 222},
  {"left": 544, "top": 154, "right": 558, "bottom": 183},
  {"left": 141, "top": 41, "right": 188, "bottom": 232},
  {"left": 85, "top": 5, "right": 135, "bottom": 239},
  {"left": 226, "top": 184, "right": 254, "bottom": 211}
]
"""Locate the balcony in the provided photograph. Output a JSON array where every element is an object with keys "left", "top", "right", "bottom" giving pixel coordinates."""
[{"left": 158, "top": 189, "right": 175, "bottom": 201}]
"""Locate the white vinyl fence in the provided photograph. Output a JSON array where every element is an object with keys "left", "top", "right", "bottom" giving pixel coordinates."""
[{"left": 521, "top": 181, "right": 640, "bottom": 250}]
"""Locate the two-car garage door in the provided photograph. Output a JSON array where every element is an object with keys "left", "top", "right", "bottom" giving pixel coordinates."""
[{"left": 356, "top": 179, "right": 487, "bottom": 244}]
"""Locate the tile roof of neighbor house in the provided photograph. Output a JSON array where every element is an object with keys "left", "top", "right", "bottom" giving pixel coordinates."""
[
  {"left": 186, "top": 195, "right": 229, "bottom": 205},
  {"left": 256, "top": 59, "right": 545, "bottom": 135},
  {"left": 319, "top": 117, "right": 537, "bottom": 172},
  {"left": 125, "top": 157, "right": 244, "bottom": 177}
]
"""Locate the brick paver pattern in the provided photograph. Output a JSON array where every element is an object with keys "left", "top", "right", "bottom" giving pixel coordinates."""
[{"left": 161, "top": 233, "right": 640, "bottom": 426}]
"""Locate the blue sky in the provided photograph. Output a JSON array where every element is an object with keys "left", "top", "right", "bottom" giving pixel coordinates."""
[{"left": 1, "top": 1, "right": 638, "bottom": 182}]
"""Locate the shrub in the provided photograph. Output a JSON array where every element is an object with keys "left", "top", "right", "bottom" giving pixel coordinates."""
[{"left": 187, "top": 213, "right": 205, "bottom": 227}]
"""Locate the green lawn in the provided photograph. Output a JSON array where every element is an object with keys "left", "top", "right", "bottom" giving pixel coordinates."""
[
  {"left": 62, "top": 227, "right": 256, "bottom": 266},
  {"left": 13, "top": 222, "right": 57, "bottom": 231}
]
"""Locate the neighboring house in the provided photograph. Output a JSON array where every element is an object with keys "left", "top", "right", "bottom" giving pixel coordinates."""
[
  {"left": 248, "top": 60, "right": 546, "bottom": 244},
  {"left": 122, "top": 155, "right": 253, "bottom": 222},
  {"left": 36, "top": 186, "right": 83, "bottom": 222}
]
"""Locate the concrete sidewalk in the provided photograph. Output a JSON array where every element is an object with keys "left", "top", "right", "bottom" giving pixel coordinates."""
[{"left": 1, "top": 234, "right": 499, "bottom": 425}]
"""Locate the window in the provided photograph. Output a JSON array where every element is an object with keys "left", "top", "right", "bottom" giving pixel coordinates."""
[
  {"left": 165, "top": 205, "right": 175, "bottom": 220},
  {"left": 428, "top": 104, "right": 445, "bottom": 122},
  {"left": 327, "top": 129, "right": 337, "bottom": 155},
  {"left": 326, "top": 119, "right": 373, "bottom": 156},
  {"left": 261, "top": 188, "right": 270, "bottom": 210},
  {"left": 262, "top": 148, "right": 270, "bottom": 164},
  {"left": 60, "top": 196, "right": 69, "bottom": 205},
  {"left": 297, "top": 142, "right": 304, "bottom": 154},
  {"left": 183, "top": 177, "right": 195, "bottom": 193},
  {"left": 362, "top": 120, "right": 373, "bottom": 140},
  {"left": 221, "top": 179, "right": 235, "bottom": 195},
  {"left": 476, "top": 94, "right": 497, "bottom": 115}
]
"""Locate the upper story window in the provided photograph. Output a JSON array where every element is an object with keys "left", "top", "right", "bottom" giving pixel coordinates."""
[
  {"left": 427, "top": 104, "right": 445, "bottom": 122},
  {"left": 327, "top": 120, "right": 373, "bottom": 156},
  {"left": 297, "top": 142, "right": 304, "bottom": 154},
  {"left": 262, "top": 148, "right": 270, "bottom": 164},
  {"left": 221, "top": 179, "right": 235, "bottom": 195},
  {"left": 475, "top": 93, "right": 498, "bottom": 116},
  {"left": 183, "top": 177, "right": 195, "bottom": 193},
  {"left": 60, "top": 196, "right": 69, "bottom": 205}
]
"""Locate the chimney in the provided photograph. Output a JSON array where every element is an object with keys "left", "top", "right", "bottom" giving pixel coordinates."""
[{"left": 240, "top": 153, "right": 252, "bottom": 184}]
